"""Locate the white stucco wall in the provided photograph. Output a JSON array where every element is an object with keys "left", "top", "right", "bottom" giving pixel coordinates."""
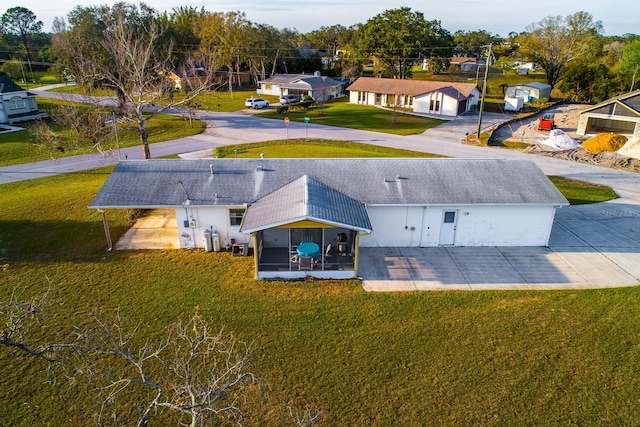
[
  {"left": 413, "top": 92, "right": 455, "bottom": 116},
  {"left": 257, "top": 83, "right": 281, "bottom": 96},
  {"left": 174, "top": 206, "right": 248, "bottom": 249},
  {"left": 360, "top": 204, "right": 558, "bottom": 247}
]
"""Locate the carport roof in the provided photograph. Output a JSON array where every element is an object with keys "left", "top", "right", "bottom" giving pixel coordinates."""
[
  {"left": 240, "top": 175, "right": 372, "bottom": 233},
  {"left": 89, "top": 158, "right": 568, "bottom": 209}
]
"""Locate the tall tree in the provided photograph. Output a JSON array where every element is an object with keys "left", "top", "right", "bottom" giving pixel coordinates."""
[
  {"left": 518, "top": 11, "right": 603, "bottom": 88},
  {"left": 0, "top": 7, "right": 43, "bottom": 65},
  {"left": 52, "top": 3, "right": 221, "bottom": 159},
  {"left": 618, "top": 39, "right": 640, "bottom": 91},
  {"left": 453, "top": 30, "right": 503, "bottom": 57},
  {"left": 354, "top": 7, "right": 452, "bottom": 79}
]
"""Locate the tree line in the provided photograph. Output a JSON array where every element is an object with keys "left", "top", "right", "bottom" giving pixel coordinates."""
[{"left": 1, "top": 4, "right": 639, "bottom": 102}]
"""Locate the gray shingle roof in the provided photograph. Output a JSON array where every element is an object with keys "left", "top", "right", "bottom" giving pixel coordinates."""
[
  {"left": 0, "top": 76, "right": 26, "bottom": 94},
  {"left": 258, "top": 73, "right": 344, "bottom": 90},
  {"left": 89, "top": 158, "right": 568, "bottom": 210},
  {"left": 240, "top": 175, "right": 372, "bottom": 232}
]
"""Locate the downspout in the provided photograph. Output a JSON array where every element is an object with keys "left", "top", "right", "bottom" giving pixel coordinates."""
[{"left": 97, "top": 209, "right": 113, "bottom": 251}]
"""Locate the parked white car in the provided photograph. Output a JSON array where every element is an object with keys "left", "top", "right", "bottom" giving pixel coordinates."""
[
  {"left": 245, "top": 97, "right": 270, "bottom": 109},
  {"left": 279, "top": 94, "right": 300, "bottom": 104}
]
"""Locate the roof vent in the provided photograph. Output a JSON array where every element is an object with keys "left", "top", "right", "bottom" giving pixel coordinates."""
[{"left": 209, "top": 164, "right": 214, "bottom": 175}]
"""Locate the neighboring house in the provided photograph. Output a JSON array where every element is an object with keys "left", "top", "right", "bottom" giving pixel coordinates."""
[
  {"left": 167, "top": 67, "right": 250, "bottom": 91},
  {"left": 449, "top": 57, "right": 478, "bottom": 71},
  {"left": 257, "top": 72, "right": 345, "bottom": 101},
  {"left": 504, "top": 82, "right": 552, "bottom": 102},
  {"left": 347, "top": 77, "right": 480, "bottom": 117},
  {"left": 0, "top": 76, "right": 47, "bottom": 125},
  {"left": 89, "top": 158, "right": 568, "bottom": 280},
  {"left": 576, "top": 90, "right": 640, "bottom": 137}
]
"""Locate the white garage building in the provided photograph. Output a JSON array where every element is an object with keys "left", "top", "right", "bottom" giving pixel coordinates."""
[{"left": 90, "top": 158, "right": 568, "bottom": 280}]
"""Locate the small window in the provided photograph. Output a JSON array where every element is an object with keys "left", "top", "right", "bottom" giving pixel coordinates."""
[
  {"left": 229, "top": 208, "right": 245, "bottom": 226},
  {"left": 444, "top": 211, "right": 456, "bottom": 223},
  {"left": 9, "top": 98, "right": 27, "bottom": 110}
]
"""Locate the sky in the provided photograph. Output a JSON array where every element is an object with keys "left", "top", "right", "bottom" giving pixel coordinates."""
[{"left": 18, "top": 0, "right": 640, "bottom": 37}]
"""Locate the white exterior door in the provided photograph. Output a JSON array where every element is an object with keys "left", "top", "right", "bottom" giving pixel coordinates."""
[{"left": 439, "top": 210, "right": 457, "bottom": 246}]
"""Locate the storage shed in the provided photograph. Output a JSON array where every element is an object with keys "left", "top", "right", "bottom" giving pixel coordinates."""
[{"left": 504, "top": 82, "right": 552, "bottom": 102}]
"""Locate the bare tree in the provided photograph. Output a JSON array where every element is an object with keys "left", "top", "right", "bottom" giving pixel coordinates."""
[
  {"left": 79, "top": 311, "right": 256, "bottom": 427},
  {"left": 98, "top": 7, "right": 218, "bottom": 159},
  {"left": 289, "top": 404, "right": 323, "bottom": 427},
  {"left": 54, "top": 3, "right": 222, "bottom": 160},
  {"left": 0, "top": 285, "right": 59, "bottom": 362}
]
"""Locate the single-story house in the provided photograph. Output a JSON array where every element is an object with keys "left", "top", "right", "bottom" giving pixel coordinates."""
[
  {"left": 0, "top": 76, "right": 47, "bottom": 125},
  {"left": 89, "top": 158, "right": 568, "bottom": 280},
  {"left": 576, "top": 90, "right": 640, "bottom": 137},
  {"left": 167, "top": 68, "right": 250, "bottom": 91},
  {"left": 504, "top": 82, "right": 552, "bottom": 102},
  {"left": 347, "top": 77, "right": 480, "bottom": 117},
  {"left": 449, "top": 57, "right": 478, "bottom": 71},
  {"left": 257, "top": 72, "right": 345, "bottom": 101}
]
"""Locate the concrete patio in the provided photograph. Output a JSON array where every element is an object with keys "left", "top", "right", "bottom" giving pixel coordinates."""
[{"left": 360, "top": 200, "right": 640, "bottom": 291}]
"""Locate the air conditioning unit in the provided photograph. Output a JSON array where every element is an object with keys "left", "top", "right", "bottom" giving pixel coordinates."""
[{"left": 188, "top": 220, "right": 197, "bottom": 228}]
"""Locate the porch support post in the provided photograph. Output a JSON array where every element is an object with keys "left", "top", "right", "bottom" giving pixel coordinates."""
[
  {"left": 252, "top": 233, "right": 259, "bottom": 279},
  {"left": 97, "top": 209, "right": 113, "bottom": 251}
]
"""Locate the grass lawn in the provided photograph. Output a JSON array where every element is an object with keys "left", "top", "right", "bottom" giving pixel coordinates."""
[
  {"left": 214, "top": 138, "right": 445, "bottom": 159},
  {"left": 0, "top": 98, "right": 205, "bottom": 166},
  {"left": 0, "top": 142, "right": 623, "bottom": 425},
  {"left": 548, "top": 175, "right": 619, "bottom": 205},
  {"left": 259, "top": 98, "right": 447, "bottom": 136},
  {"left": 49, "top": 84, "right": 278, "bottom": 113}
]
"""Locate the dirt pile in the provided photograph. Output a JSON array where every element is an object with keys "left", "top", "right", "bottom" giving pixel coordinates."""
[
  {"left": 539, "top": 129, "right": 581, "bottom": 150},
  {"left": 618, "top": 136, "right": 640, "bottom": 159},
  {"left": 582, "top": 133, "right": 628, "bottom": 154},
  {"left": 525, "top": 145, "right": 640, "bottom": 172}
]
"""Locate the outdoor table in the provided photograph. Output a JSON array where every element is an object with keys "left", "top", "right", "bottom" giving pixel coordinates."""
[{"left": 296, "top": 242, "right": 320, "bottom": 258}]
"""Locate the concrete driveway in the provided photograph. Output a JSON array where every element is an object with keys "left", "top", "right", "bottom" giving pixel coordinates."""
[{"left": 360, "top": 199, "right": 640, "bottom": 291}]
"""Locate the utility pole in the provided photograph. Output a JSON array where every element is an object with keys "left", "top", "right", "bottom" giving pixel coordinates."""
[{"left": 476, "top": 44, "right": 492, "bottom": 140}]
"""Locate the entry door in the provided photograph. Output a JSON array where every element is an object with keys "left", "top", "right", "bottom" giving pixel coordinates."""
[{"left": 439, "top": 211, "right": 457, "bottom": 246}]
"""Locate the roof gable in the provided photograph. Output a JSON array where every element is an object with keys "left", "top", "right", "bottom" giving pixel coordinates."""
[
  {"left": 580, "top": 90, "right": 640, "bottom": 116},
  {"left": 240, "top": 175, "right": 372, "bottom": 232},
  {"left": 0, "top": 76, "right": 27, "bottom": 94}
]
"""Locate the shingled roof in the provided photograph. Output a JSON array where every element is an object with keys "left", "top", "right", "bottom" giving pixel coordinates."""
[
  {"left": 240, "top": 175, "right": 372, "bottom": 233},
  {"left": 0, "top": 76, "right": 29, "bottom": 94},
  {"left": 89, "top": 158, "right": 567, "bottom": 211},
  {"left": 346, "top": 77, "right": 478, "bottom": 98}
]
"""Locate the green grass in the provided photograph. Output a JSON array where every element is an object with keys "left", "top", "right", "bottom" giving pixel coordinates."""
[
  {"left": 548, "top": 175, "right": 619, "bottom": 204},
  {"left": 0, "top": 98, "right": 205, "bottom": 166},
  {"left": 259, "top": 98, "right": 447, "bottom": 135},
  {"left": 215, "top": 139, "right": 445, "bottom": 158},
  {"left": 49, "top": 85, "right": 279, "bottom": 112},
  {"left": 0, "top": 169, "right": 636, "bottom": 426},
  {"left": 192, "top": 89, "right": 279, "bottom": 112}
]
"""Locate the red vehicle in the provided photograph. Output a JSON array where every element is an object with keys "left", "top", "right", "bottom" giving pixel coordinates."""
[{"left": 538, "top": 113, "right": 555, "bottom": 131}]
